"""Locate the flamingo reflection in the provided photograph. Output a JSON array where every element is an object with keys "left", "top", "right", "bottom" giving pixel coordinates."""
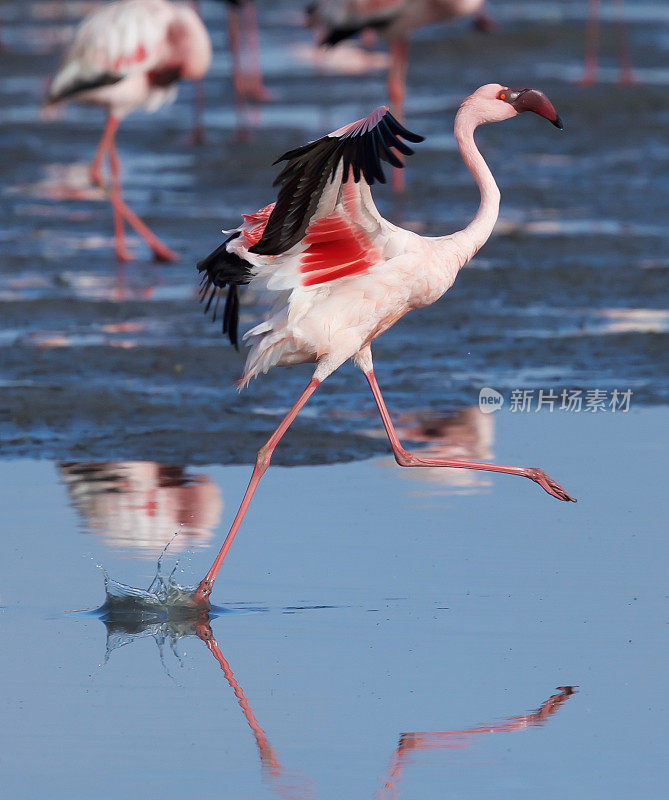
[
  {"left": 97, "top": 600, "right": 574, "bottom": 800},
  {"left": 60, "top": 462, "right": 222, "bottom": 554},
  {"left": 373, "top": 407, "right": 495, "bottom": 493},
  {"left": 376, "top": 686, "right": 576, "bottom": 800}
]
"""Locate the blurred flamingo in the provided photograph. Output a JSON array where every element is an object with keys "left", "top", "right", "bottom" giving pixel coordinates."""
[
  {"left": 46, "top": 0, "right": 212, "bottom": 262},
  {"left": 190, "top": 0, "right": 271, "bottom": 141},
  {"left": 194, "top": 84, "right": 575, "bottom": 604},
  {"left": 581, "top": 0, "right": 635, "bottom": 85},
  {"left": 307, "top": 0, "right": 495, "bottom": 190},
  {"left": 60, "top": 461, "right": 222, "bottom": 553}
]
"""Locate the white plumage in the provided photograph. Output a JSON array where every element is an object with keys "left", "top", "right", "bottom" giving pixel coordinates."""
[
  {"left": 194, "top": 85, "right": 574, "bottom": 608},
  {"left": 47, "top": 0, "right": 212, "bottom": 261}
]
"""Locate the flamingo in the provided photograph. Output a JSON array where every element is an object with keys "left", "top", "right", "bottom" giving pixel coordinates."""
[
  {"left": 188, "top": 0, "right": 270, "bottom": 142},
  {"left": 192, "top": 84, "right": 575, "bottom": 604},
  {"left": 580, "top": 0, "right": 635, "bottom": 86},
  {"left": 213, "top": 0, "right": 270, "bottom": 103},
  {"left": 45, "top": 0, "right": 212, "bottom": 262},
  {"left": 306, "top": 0, "right": 495, "bottom": 190}
]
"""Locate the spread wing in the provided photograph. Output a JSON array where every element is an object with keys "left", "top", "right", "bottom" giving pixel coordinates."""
[{"left": 249, "top": 105, "right": 424, "bottom": 257}]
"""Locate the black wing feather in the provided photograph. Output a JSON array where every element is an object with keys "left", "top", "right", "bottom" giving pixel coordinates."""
[
  {"left": 196, "top": 232, "right": 252, "bottom": 349},
  {"left": 47, "top": 71, "right": 123, "bottom": 104},
  {"left": 249, "top": 108, "right": 424, "bottom": 257}
]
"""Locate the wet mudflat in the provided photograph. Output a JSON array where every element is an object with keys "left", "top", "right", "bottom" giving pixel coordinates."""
[
  {"left": 1, "top": 1, "right": 668, "bottom": 798},
  {"left": 1, "top": 1, "right": 668, "bottom": 463}
]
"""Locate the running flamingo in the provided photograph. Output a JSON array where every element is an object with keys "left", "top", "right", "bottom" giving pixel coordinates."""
[
  {"left": 307, "top": 0, "right": 495, "bottom": 190},
  {"left": 580, "top": 0, "right": 635, "bottom": 85},
  {"left": 193, "top": 84, "right": 575, "bottom": 604},
  {"left": 46, "top": 0, "right": 212, "bottom": 262}
]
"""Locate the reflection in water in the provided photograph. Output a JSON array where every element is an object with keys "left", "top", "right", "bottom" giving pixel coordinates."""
[
  {"left": 373, "top": 408, "right": 494, "bottom": 493},
  {"left": 60, "top": 462, "right": 222, "bottom": 554},
  {"left": 376, "top": 686, "right": 576, "bottom": 800},
  {"left": 94, "top": 588, "right": 575, "bottom": 800}
]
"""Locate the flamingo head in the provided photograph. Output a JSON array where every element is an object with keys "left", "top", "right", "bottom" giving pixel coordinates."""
[
  {"left": 497, "top": 87, "right": 563, "bottom": 129},
  {"left": 464, "top": 84, "right": 563, "bottom": 129}
]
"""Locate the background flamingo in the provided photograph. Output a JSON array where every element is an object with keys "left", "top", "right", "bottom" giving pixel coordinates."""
[
  {"left": 193, "top": 83, "right": 574, "bottom": 604},
  {"left": 581, "top": 0, "right": 635, "bottom": 85},
  {"left": 189, "top": 0, "right": 270, "bottom": 141},
  {"left": 46, "top": 0, "right": 212, "bottom": 261},
  {"left": 307, "top": 0, "right": 494, "bottom": 190}
]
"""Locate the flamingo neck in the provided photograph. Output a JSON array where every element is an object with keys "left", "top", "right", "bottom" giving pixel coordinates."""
[{"left": 447, "top": 107, "right": 500, "bottom": 267}]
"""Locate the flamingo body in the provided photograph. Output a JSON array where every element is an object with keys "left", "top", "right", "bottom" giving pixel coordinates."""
[
  {"left": 48, "top": 0, "right": 211, "bottom": 118},
  {"left": 312, "top": 0, "right": 486, "bottom": 45},
  {"left": 193, "top": 84, "right": 574, "bottom": 603},
  {"left": 47, "top": 0, "right": 212, "bottom": 261}
]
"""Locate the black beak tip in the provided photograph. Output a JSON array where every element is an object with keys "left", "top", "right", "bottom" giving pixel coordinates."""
[{"left": 552, "top": 115, "right": 564, "bottom": 130}]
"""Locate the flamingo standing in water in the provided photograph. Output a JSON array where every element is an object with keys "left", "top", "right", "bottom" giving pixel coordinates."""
[
  {"left": 307, "top": 0, "right": 495, "bottom": 190},
  {"left": 189, "top": 0, "right": 270, "bottom": 142},
  {"left": 193, "top": 83, "right": 576, "bottom": 604},
  {"left": 46, "top": 0, "right": 212, "bottom": 262},
  {"left": 580, "top": 0, "right": 635, "bottom": 85}
]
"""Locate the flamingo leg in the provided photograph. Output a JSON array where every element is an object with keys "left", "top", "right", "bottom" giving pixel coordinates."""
[
  {"left": 363, "top": 369, "right": 576, "bottom": 502},
  {"left": 239, "top": 1, "right": 271, "bottom": 102},
  {"left": 108, "top": 127, "right": 177, "bottom": 263},
  {"left": 189, "top": 1, "right": 206, "bottom": 143},
  {"left": 90, "top": 114, "right": 118, "bottom": 188},
  {"left": 196, "top": 623, "right": 283, "bottom": 777},
  {"left": 613, "top": 0, "right": 635, "bottom": 84},
  {"left": 105, "top": 117, "right": 132, "bottom": 262},
  {"left": 388, "top": 36, "right": 409, "bottom": 193},
  {"left": 580, "top": 0, "right": 600, "bottom": 86},
  {"left": 228, "top": 4, "right": 246, "bottom": 104},
  {"left": 193, "top": 377, "right": 321, "bottom": 604}
]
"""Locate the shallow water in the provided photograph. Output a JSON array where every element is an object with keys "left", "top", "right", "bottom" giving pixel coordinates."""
[
  {"left": 1, "top": 408, "right": 668, "bottom": 798},
  {"left": 0, "top": 2, "right": 668, "bottom": 798}
]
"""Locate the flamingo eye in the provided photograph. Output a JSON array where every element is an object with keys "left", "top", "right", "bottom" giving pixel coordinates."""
[{"left": 498, "top": 91, "right": 508, "bottom": 101}]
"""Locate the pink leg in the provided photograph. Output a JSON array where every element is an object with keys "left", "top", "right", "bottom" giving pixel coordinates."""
[
  {"left": 228, "top": 6, "right": 245, "bottom": 104},
  {"left": 364, "top": 369, "right": 576, "bottom": 502},
  {"left": 580, "top": 0, "right": 600, "bottom": 86},
  {"left": 240, "top": 1, "right": 272, "bottom": 102},
  {"left": 105, "top": 117, "right": 132, "bottom": 262},
  {"left": 193, "top": 378, "right": 321, "bottom": 604},
  {"left": 613, "top": 0, "right": 635, "bottom": 84},
  {"left": 388, "top": 37, "right": 409, "bottom": 193},
  {"left": 196, "top": 623, "right": 283, "bottom": 776},
  {"left": 108, "top": 130, "right": 177, "bottom": 263},
  {"left": 189, "top": 1, "right": 206, "bottom": 143},
  {"left": 90, "top": 115, "right": 117, "bottom": 187}
]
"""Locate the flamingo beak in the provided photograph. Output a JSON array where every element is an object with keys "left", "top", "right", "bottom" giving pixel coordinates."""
[{"left": 506, "top": 88, "right": 563, "bottom": 129}]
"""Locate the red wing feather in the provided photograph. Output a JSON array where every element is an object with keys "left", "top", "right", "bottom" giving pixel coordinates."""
[{"left": 300, "top": 215, "right": 378, "bottom": 287}]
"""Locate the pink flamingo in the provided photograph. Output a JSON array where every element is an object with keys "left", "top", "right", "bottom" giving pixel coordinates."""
[
  {"left": 193, "top": 84, "right": 575, "bottom": 604},
  {"left": 189, "top": 0, "right": 270, "bottom": 142},
  {"left": 214, "top": 0, "right": 271, "bottom": 103},
  {"left": 580, "top": 0, "right": 635, "bottom": 85},
  {"left": 307, "top": 0, "right": 495, "bottom": 191},
  {"left": 46, "top": 0, "right": 212, "bottom": 262}
]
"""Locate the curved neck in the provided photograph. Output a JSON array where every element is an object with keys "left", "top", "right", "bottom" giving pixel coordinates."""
[{"left": 447, "top": 108, "right": 500, "bottom": 266}]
